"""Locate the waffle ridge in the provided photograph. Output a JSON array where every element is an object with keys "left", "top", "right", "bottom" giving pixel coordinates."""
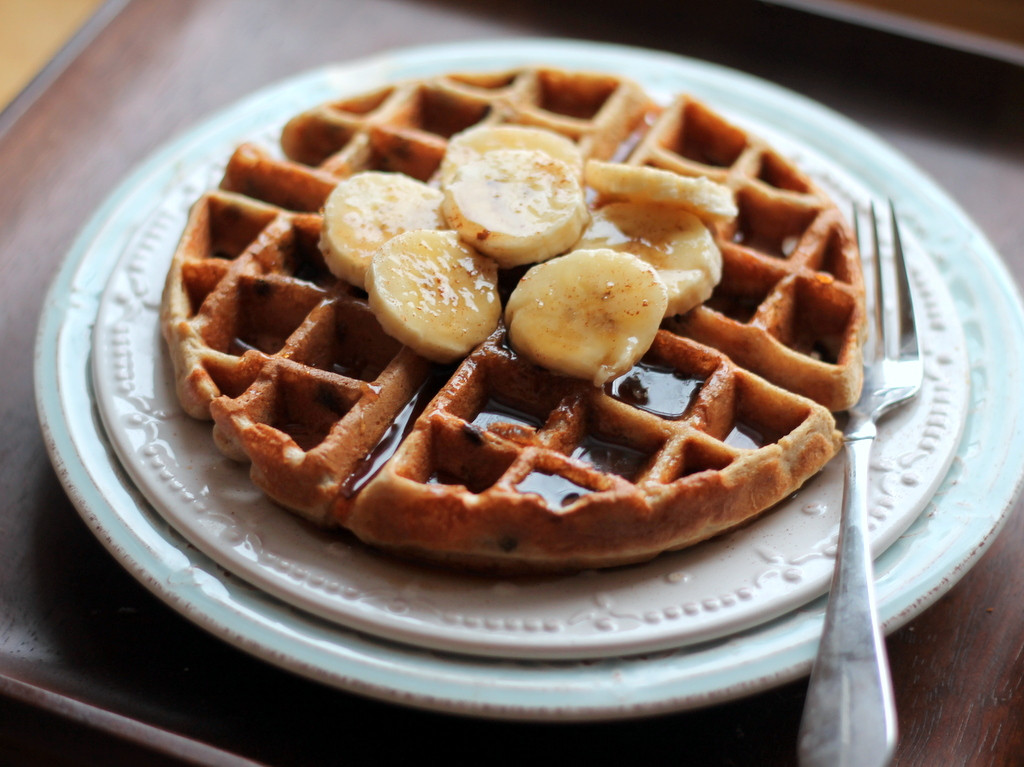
[{"left": 160, "top": 67, "right": 861, "bottom": 573}]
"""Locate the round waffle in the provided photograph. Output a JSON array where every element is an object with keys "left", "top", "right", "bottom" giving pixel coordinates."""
[{"left": 160, "top": 67, "right": 863, "bottom": 573}]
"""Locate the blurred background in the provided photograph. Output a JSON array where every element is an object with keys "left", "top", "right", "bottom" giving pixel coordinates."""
[
  {"left": 2, "top": 0, "right": 1020, "bottom": 114},
  {"left": 0, "top": 0, "right": 104, "bottom": 108}
]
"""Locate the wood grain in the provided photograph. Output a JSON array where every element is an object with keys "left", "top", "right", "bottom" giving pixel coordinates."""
[{"left": 1, "top": 1, "right": 1022, "bottom": 764}]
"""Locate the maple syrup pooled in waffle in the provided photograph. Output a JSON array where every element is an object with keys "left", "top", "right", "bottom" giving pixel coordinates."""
[{"left": 160, "top": 67, "right": 865, "bottom": 573}]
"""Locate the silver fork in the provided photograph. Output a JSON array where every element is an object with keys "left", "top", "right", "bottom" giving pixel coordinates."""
[{"left": 797, "top": 202, "right": 923, "bottom": 767}]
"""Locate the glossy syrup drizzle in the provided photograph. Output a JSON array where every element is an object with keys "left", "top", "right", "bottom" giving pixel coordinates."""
[
  {"left": 515, "top": 471, "right": 593, "bottom": 508},
  {"left": 341, "top": 366, "right": 450, "bottom": 497},
  {"left": 607, "top": 361, "right": 703, "bottom": 419},
  {"left": 471, "top": 396, "right": 545, "bottom": 432},
  {"left": 515, "top": 435, "right": 647, "bottom": 508},
  {"left": 332, "top": 358, "right": 380, "bottom": 382},
  {"left": 571, "top": 434, "right": 647, "bottom": 481},
  {"left": 724, "top": 422, "right": 774, "bottom": 450}
]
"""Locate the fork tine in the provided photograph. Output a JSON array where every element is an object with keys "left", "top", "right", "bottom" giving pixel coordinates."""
[
  {"left": 856, "top": 203, "right": 886, "bottom": 363},
  {"left": 888, "top": 202, "right": 919, "bottom": 362},
  {"left": 872, "top": 203, "right": 889, "bottom": 359}
]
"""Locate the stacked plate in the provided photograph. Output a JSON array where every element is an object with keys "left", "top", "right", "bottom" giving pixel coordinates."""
[{"left": 36, "top": 39, "right": 1022, "bottom": 721}]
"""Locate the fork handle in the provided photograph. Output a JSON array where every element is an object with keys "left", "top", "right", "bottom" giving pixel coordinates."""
[{"left": 798, "top": 434, "right": 898, "bottom": 767}]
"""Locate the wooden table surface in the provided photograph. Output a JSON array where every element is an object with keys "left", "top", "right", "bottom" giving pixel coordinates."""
[{"left": 2, "top": 1, "right": 1023, "bottom": 764}]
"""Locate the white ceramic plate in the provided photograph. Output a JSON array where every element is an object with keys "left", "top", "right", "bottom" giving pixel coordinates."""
[{"left": 37, "top": 39, "right": 1024, "bottom": 718}]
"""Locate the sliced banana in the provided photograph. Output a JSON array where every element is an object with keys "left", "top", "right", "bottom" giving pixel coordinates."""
[
  {"left": 442, "top": 148, "right": 589, "bottom": 268},
  {"left": 505, "top": 248, "right": 668, "bottom": 386},
  {"left": 366, "top": 229, "right": 500, "bottom": 363},
  {"left": 320, "top": 171, "right": 445, "bottom": 289},
  {"left": 585, "top": 159, "right": 737, "bottom": 225},
  {"left": 440, "top": 124, "right": 583, "bottom": 185},
  {"left": 578, "top": 202, "right": 722, "bottom": 316}
]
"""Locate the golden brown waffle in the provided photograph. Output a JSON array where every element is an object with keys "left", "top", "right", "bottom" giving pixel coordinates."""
[
  {"left": 160, "top": 67, "right": 861, "bottom": 573},
  {"left": 638, "top": 95, "right": 865, "bottom": 410}
]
